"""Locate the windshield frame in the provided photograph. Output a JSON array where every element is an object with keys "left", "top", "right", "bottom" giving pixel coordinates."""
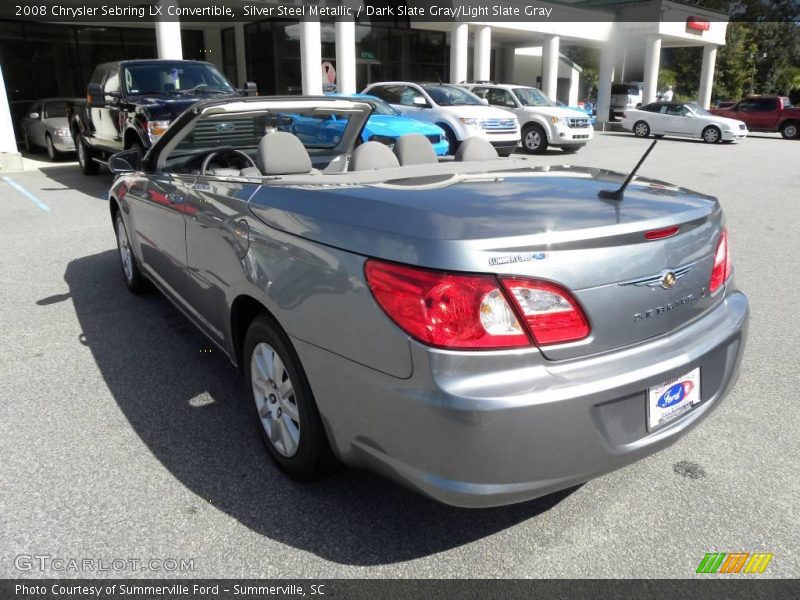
[{"left": 151, "top": 98, "right": 374, "bottom": 175}]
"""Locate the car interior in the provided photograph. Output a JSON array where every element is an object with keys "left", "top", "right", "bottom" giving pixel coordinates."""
[{"left": 158, "top": 102, "right": 520, "bottom": 184}]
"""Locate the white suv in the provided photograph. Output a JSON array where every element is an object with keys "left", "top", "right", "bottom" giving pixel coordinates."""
[
  {"left": 362, "top": 82, "right": 520, "bottom": 156},
  {"left": 463, "top": 83, "right": 594, "bottom": 154}
]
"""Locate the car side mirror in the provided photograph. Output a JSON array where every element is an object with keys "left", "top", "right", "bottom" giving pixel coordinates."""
[
  {"left": 87, "top": 83, "right": 106, "bottom": 108},
  {"left": 480, "top": 98, "right": 489, "bottom": 105},
  {"left": 109, "top": 148, "right": 142, "bottom": 174},
  {"left": 412, "top": 96, "right": 427, "bottom": 107},
  {"left": 29, "top": 112, "right": 40, "bottom": 120},
  {"left": 243, "top": 81, "right": 258, "bottom": 97}
]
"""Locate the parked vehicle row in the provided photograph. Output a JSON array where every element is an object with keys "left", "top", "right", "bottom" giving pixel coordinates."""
[
  {"left": 463, "top": 82, "right": 594, "bottom": 154},
  {"left": 105, "top": 95, "right": 748, "bottom": 508},
  {"left": 363, "top": 81, "right": 522, "bottom": 156}
]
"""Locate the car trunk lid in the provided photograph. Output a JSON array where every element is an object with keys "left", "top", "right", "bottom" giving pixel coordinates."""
[{"left": 249, "top": 165, "right": 724, "bottom": 360}]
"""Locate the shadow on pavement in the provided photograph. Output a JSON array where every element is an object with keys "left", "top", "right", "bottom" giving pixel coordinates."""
[
  {"left": 62, "top": 249, "right": 577, "bottom": 566},
  {"left": 37, "top": 163, "right": 112, "bottom": 199}
]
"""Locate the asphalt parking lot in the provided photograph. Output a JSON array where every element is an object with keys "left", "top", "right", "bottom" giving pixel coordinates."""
[{"left": 1, "top": 130, "right": 798, "bottom": 579}]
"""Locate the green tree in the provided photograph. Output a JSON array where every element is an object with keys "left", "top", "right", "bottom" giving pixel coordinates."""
[{"left": 713, "top": 22, "right": 751, "bottom": 101}]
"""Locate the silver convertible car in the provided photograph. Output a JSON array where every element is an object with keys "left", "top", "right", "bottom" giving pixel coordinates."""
[{"left": 107, "top": 97, "right": 748, "bottom": 508}]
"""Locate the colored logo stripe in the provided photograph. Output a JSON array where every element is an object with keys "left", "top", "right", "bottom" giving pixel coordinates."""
[
  {"left": 744, "top": 553, "right": 773, "bottom": 574},
  {"left": 697, "top": 552, "right": 773, "bottom": 574},
  {"left": 697, "top": 553, "right": 726, "bottom": 573}
]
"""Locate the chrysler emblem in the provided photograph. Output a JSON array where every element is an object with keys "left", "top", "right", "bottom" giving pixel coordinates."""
[{"left": 661, "top": 271, "right": 677, "bottom": 289}]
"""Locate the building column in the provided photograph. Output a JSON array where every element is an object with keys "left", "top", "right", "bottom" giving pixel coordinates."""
[
  {"left": 568, "top": 68, "right": 580, "bottom": 106},
  {"left": 449, "top": 23, "right": 468, "bottom": 83},
  {"left": 155, "top": 1, "right": 182, "bottom": 60},
  {"left": 335, "top": 20, "right": 356, "bottom": 94},
  {"left": 300, "top": 20, "right": 323, "bottom": 95},
  {"left": 643, "top": 34, "right": 661, "bottom": 105},
  {"left": 0, "top": 65, "right": 22, "bottom": 170},
  {"left": 202, "top": 28, "right": 223, "bottom": 70},
  {"left": 596, "top": 42, "right": 616, "bottom": 125},
  {"left": 234, "top": 24, "right": 247, "bottom": 87},
  {"left": 473, "top": 26, "right": 491, "bottom": 82},
  {"left": 698, "top": 45, "right": 718, "bottom": 109},
  {"left": 541, "top": 35, "right": 560, "bottom": 100}
]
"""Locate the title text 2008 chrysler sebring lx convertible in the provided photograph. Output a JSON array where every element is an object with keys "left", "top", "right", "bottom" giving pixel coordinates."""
[{"left": 105, "top": 97, "right": 748, "bottom": 508}]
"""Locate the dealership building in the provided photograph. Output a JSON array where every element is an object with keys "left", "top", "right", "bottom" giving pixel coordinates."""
[{"left": 0, "top": 0, "right": 728, "bottom": 169}]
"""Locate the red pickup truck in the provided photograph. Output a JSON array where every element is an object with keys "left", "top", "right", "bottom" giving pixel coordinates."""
[{"left": 710, "top": 96, "right": 800, "bottom": 139}]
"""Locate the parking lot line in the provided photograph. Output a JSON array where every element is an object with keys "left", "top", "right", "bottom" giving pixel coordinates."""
[{"left": 2, "top": 176, "right": 51, "bottom": 212}]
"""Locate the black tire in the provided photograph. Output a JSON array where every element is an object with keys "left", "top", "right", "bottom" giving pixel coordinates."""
[
  {"left": 244, "top": 315, "right": 337, "bottom": 481},
  {"left": 45, "top": 134, "right": 59, "bottom": 161},
  {"left": 780, "top": 121, "right": 799, "bottom": 140},
  {"left": 561, "top": 145, "right": 582, "bottom": 154},
  {"left": 21, "top": 130, "right": 32, "bottom": 153},
  {"left": 702, "top": 126, "right": 721, "bottom": 144},
  {"left": 439, "top": 124, "right": 459, "bottom": 156},
  {"left": 114, "top": 211, "right": 148, "bottom": 294},
  {"left": 633, "top": 121, "right": 650, "bottom": 138},
  {"left": 497, "top": 146, "right": 516, "bottom": 157},
  {"left": 522, "top": 123, "right": 548, "bottom": 154},
  {"left": 76, "top": 132, "right": 100, "bottom": 175}
]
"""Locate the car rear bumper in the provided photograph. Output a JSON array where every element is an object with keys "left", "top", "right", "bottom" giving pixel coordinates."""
[{"left": 296, "top": 288, "right": 748, "bottom": 508}]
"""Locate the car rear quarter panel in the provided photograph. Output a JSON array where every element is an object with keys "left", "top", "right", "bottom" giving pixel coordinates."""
[{"left": 241, "top": 217, "right": 414, "bottom": 379}]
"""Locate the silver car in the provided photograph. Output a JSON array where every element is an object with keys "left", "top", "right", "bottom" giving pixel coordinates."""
[
  {"left": 107, "top": 97, "right": 748, "bottom": 508},
  {"left": 19, "top": 98, "right": 75, "bottom": 160}
]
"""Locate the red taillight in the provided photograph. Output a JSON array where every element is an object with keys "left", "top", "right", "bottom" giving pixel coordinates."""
[
  {"left": 364, "top": 260, "right": 529, "bottom": 349},
  {"left": 364, "top": 260, "right": 590, "bottom": 349},
  {"left": 500, "top": 278, "right": 590, "bottom": 345},
  {"left": 645, "top": 225, "right": 680, "bottom": 240},
  {"left": 709, "top": 227, "right": 732, "bottom": 293}
]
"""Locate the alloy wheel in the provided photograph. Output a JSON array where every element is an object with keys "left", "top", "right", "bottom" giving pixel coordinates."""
[
  {"left": 524, "top": 129, "right": 541, "bottom": 151},
  {"left": 250, "top": 342, "right": 301, "bottom": 457},
  {"left": 783, "top": 124, "right": 798, "bottom": 139}
]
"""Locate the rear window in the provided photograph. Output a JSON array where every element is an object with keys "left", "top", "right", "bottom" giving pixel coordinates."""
[
  {"left": 612, "top": 84, "right": 640, "bottom": 96},
  {"left": 44, "top": 101, "right": 68, "bottom": 119}
]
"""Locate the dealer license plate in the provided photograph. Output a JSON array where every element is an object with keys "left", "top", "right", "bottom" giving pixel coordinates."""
[{"left": 647, "top": 368, "right": 701, "bottom": 430}]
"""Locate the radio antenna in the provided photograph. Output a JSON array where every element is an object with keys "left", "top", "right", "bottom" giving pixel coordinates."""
[{"left": 598, "top": 139, "right": 658, "bottom": 201}]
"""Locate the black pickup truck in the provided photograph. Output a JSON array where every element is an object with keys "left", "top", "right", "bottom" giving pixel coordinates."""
[{"left": 69, "top": 59, "right": 255, "bottom": 175}]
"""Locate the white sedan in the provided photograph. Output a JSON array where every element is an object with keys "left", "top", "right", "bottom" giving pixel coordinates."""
[{"left": 622, "top": 102, "right": 748, "bottom": 143}]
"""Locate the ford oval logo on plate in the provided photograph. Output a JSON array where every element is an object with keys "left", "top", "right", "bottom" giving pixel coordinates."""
[
  {"left": 648, "top": 369, "right": 700, "bottom": 430},
  {"left": 657, "top": 383, "right": 685, "bottom": 408}
]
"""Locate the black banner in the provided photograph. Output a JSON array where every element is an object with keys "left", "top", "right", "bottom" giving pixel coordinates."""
[
  {"left": 2, "top": 580, "right": 800, "bottom": 600},
  {"left": 2, "top": 0, "right": 798, "bottom": 24}
]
